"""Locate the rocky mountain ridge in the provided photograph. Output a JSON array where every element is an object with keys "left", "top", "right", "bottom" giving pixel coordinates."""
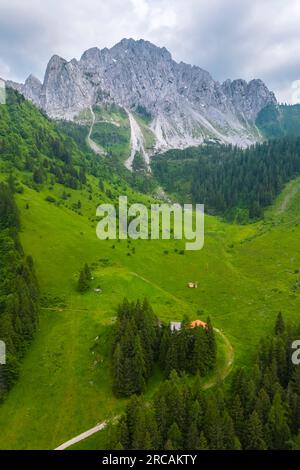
[{"left": 5, "top": 38, "right": 277, "bottom": 153}]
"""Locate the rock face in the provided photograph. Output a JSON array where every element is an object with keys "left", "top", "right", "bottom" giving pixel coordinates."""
[{"left": 7, "top": 38, "right": 277, "bottom": 150}]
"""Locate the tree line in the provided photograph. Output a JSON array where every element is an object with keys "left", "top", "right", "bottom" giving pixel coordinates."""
[
  {"left": 108, "top": 313, "right": 300, "bottom": 450},
  {"left": 0, "top": 181, "right": 39, "bottom": 397},
  {"left": 112, "top": 299, "right": 217, "bottom": 397}
]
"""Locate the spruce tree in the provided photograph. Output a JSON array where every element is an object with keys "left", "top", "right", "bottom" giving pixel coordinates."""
[
  {"left": 186, "top": 420, "right": 199, "bottom": 449},
  {"left": 84, "top": 263, "right": 92, "bottom": 281},
  {"left": 77, "top": 269, "right": 88, "bottom": 292},
  {"left": 167, "top": 422, "right": 182, "bottom": 449},
  {"left": 131, "top": 335, "right": 146, "bottom": 395},
  {"left": 275, "top": 312, "right": 285, "bottom": 335},
  {"left": 246, "top": 411, "right": 267, "bottom": 450},
  {"left": 198, "top": 432, "right": 208, "bottom": 450},
  {"left": 222, "top": 411, "right": 237, "bottom": 450},
  {"left": 267, "top": 392, "right": 291, "bottom": 449}
]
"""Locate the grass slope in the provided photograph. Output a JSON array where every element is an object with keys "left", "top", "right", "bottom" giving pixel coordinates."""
[{"left": 0, "top": 175, "right": 300, "bottom": 449}]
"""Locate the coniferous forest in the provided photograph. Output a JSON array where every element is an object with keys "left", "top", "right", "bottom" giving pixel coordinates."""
[
  {"left": 109, "top": 314, "right": 300, "bottom": 450},
  {"left": 112, "top": 299, "right": 216, "bottom": 397},
  {"left": 152, "top": 137, "right": 300, "bottom": 221},
  {"left": 0, "top": 181, "right": 39, "bottom": 397}
]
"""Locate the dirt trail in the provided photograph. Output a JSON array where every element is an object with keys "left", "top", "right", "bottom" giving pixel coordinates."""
[
  {"left": 277, "top": 180, "right": 300, "bottom": 214},
  {"left": 203, "top": 328, "right": 234, "bottom": 390},
  {"left": 55, "top": 421, "right": 107, "bottom": 450}
]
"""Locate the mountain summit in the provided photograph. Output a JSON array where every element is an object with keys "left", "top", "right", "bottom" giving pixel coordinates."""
[{"left": 7, "top": 38, "right": 276, "bottom": 151}]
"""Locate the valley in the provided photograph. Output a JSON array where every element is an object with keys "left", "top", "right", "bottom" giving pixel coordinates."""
[
  {"left": 0, "top": 168, "right": 299, "bottom": 449},
  {"left": 1, "top": 32, "right": 300, "bottom": 451}
]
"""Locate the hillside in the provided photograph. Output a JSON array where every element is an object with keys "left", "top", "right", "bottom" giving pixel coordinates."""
[
  {"left": 256, "top": 103, "right": 300, "bottom": 139},
  {"left": 0, "top": 161, "right": 300, "bottom": 448},
  {"left": 1, "top": 91, "right": 300, "bottom": 449},
  {"left": 152, "top": 138, "right": 300, "bottom": 222}
]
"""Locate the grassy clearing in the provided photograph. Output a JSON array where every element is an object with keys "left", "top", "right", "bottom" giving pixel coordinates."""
[{"left": 0, "top": 175, "right": 300, "bottom": 449}]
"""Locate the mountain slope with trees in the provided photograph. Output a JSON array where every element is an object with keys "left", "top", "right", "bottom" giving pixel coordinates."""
[
  {"left": 152, "top": 138, "right": 300, "bottom": 221},
  {"left": 256, "top": 104, "right": 300, "bottom": 139},
  {"left": 0, "top": 181, "right": 39, "bottom": 397},
  {"left": 109, "top": 315, "right": 300, "bottom": 450}
]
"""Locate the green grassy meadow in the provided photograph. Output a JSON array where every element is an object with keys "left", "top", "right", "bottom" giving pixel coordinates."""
[{"left": 0, "top": 174, "right": 300, "bottom": 449}]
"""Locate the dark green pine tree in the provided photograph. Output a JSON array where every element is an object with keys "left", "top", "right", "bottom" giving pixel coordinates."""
[
  {"left": 222, "top": 411, "right": 237, "bottom": 450},
  {"left": 191, "top": 328, "right": 206, "bottom": 375},
  {"left": 255, "top": 388, "right": 271, "bottom": 424},
  {"left": 112, "top": 343, "right": 125, "bottom": 396},
  {"left": 164, "top": 337, "right": 179, "bottom": 377},
  {"left": 187, "top": 399, "right": 203, "bottom": 433},
  {"left": 267, "top": 392, "right": 291, "bottom": 449},
  {"left": 79, "top": 166, "right": 87, "bottom": 184},
  {"left": 159, "top": 325, "right": 171, "bottom": 369},
  {"left": 154, "top": 394, "right": 168, "bottom": 449},
  {"left": 229, "top": 394, "right": 245, "bottom": 445},
  {"left": 275, "top": 312, "right": 285, "bottom": 335},
  {"left": 33, "top": 167, "right": 45, "bottom": 184},
  {"left": 163, "top": 371, "right": 185, "bottom": 431},
  {"left": 246, "top": 411, "right": 267, "bottom": 450},
  {"left": 131, "top": 335, "right": 146, "bottom": 395},
  {"left": 232, "top": 368, "right": 255, "bottom": 415},
  {"left": 115, "top": 322, "right": 137, "bottom": 396},
  {"left": 198, "top": 432, "right": 209, "bottom": 450},
  {"left": 134, "top": 298, "right": 157, "bottom": 378},
  {"left": 84, "top": 263, "right": 92, "bottom": 281},
  {"left": 290, "top": 366, "right": 300, "bottom": 431},
  {"left": 274, "top": 337, "right": 288, "bottom": 386},
  {"left": 132, "top": 406, "right": 154, "bottom": 450},
  {"left": 77, "top": 269, "right": 89, "bottom": 292},
  {"left": 125, "top": 395, "right": 141, "bottom": 446},
  {"left": 186, "top": 420, "right": 199, "bottom": 450},
  {"left": 203, "top": 394, "right": 224, "bottom": 449},
  {"left": 167, "top": 422, "right": 182, "bottom": 450},
  {"left": 176, "top": 328, "right": 190, "bottom": 372}
]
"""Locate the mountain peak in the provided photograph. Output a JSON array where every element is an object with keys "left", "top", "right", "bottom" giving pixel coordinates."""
[
  {"left": 8, "top": 38, "right": 277, "bottom": 149},
  {"left": 25, "top": 74, "right": 42, "bottom": 86}
]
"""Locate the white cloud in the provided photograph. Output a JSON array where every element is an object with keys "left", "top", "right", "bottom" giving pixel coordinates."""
[
  {"left": 0, "top": 59, "right": 10, "bottom": 79},
  {"left": 0, "top": 0, "right": 300, "bottom": 102}
]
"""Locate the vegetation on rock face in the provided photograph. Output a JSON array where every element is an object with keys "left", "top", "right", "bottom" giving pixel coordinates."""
[
  {"left": 132, "top": 151, "right": 148, "bottom": 173},
  {"left": 109, "top": 315, "right": 300, "bottom": 450}
]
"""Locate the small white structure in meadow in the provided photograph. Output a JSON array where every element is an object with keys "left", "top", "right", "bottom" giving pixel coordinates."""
[{"left": 170, "top": 321, "right": 182, "bottom": 331}]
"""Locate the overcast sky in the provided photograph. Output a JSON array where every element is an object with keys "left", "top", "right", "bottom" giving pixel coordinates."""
[{"left": 1, "top": 0, "right": 300, "bottom": 103}]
